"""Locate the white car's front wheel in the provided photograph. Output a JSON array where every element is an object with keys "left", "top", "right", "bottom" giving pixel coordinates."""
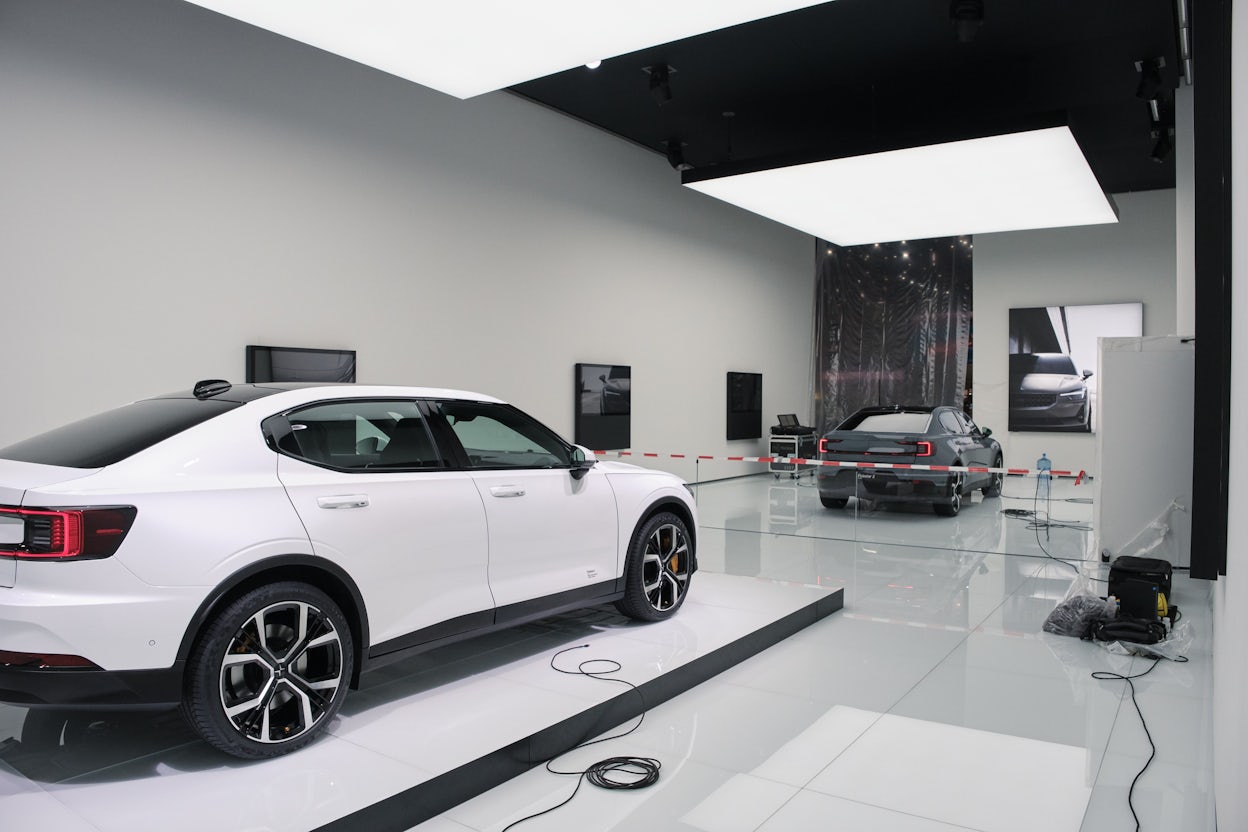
[
  {"left": 615, "top": 512, "right": 693, "bottom": 622},
  {"left": 183, "top": 582, "right": 353, "bottom": 758}
]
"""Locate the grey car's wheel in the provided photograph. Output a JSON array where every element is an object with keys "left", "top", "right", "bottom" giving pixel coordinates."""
[
  {"left": 615, "top": 512, "right": 693, "bottom": 622},
  {"left": 183, "top": 582, "right": 352, "bottom": 759},
  {"left": 934, "top": 471, "right": 964, "bottom": 517},
  {"left": 982, "top": 456, "right": 1004, "bottom": 498},
  {"left": 820, "top": 495, "right": 849, "bottom": 509}
]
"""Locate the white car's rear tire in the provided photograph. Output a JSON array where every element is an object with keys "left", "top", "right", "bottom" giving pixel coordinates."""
[{"left": 183, "top": 581, "right": 352, "bottom": 759}]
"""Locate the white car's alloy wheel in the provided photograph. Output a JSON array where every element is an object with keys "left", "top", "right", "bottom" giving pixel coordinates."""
[
  {"left": 185, "top": 582, "right": 353, "bottom": 758},
  {"left": 616, "top": 512, "right": 692, "bottom": 621},
  {"left": 219, "top": 600, "right": 344, "bottom": 743}
]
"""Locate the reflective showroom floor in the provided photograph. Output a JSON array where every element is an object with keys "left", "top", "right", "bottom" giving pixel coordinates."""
[
  {"left": 0, "top": 473, "right": 1214, "bottom": 832},
  {"left": 417, "top": 474, "right": 1215, "bottom": 832}
]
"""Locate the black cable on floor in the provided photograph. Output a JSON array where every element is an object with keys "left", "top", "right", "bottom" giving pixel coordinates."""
[
  {"left": 999, "top": 477, "right": 1086, "bottom": 575},
  {"left": 501, "top": 645, "right": 661, "bottom": 832},
  {"left": 1091, "top": 654, "right": 1188, "bottom": 832}
]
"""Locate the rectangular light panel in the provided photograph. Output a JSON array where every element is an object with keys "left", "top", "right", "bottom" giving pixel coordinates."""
[
  {"left": 181, "top": 0, "right": 831, "bottom": 99},
  {"left": 684, "top": 126, "right": 1119, "bottom": 246}
]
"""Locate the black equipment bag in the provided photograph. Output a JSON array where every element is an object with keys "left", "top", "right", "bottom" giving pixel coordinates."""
[
  {"left": 1088, "top": 616, "right": 1168, "bottom": 645},
  {"left": 1108, "top": 556, "right": 1172, "bottom": 620}
]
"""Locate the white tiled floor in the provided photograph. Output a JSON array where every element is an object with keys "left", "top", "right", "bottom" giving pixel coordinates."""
[
  {"left": 0, "top": 474, "right": 1215, "bottom": 832},
  {"left": 418, "top": 475, "right": 1215, "bottom": 832}
]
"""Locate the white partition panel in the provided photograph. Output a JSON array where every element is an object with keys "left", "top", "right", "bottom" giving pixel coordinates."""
[{"left": 1094, "top": 336, "right": 1194, "bottom": 567}]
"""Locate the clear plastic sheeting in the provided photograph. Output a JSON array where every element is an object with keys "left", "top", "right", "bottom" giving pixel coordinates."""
[
  {"left": 1039, "top": 564, "right": 1193, "bottom": 661},
  {"left": 1043, "top": 593, "right": 1117, "bottom": 638},
  {"left": 813, "top": 237, "right": 973, "bottom": 434},
  {"left": 1110, "top": 498, "right": 1189, "bottom": 564}
]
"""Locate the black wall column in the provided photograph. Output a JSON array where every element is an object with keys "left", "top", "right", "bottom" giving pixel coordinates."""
[{"left": 1190, "top": 0, "right": 1233, "bottom": 580}]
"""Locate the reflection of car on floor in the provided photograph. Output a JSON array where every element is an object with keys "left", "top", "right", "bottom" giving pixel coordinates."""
[
  {"left": 1008, "top": 352, "right": 1093, "bottom": 431},
  {"left": 599, "top": 366, "right": 631, "bottom": 414},
  {"left": 0, "top": 381, "right": 696, "bottom": 759},
  {"left": 817, "top": 405, "right": 1003, "bottom": 517}
]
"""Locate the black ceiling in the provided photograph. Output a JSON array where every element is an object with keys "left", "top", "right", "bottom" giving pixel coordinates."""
[{"left": 511, "top": 0, "right": 1183, "bottom": 195}]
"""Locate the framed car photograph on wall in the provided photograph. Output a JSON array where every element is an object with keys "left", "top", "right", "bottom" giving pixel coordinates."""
[{"left": 1007, "top": 302, "right": 1142, "bottom": 432}]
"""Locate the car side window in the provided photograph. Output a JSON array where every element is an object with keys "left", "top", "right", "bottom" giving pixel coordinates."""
[
  {"left": 268, "top": 400, "right": 447, "bottom": 471},
  {"left": 433, "top": 401, "right": 570, "bottom": 469},
  {"left": 938, "top": 411, "right": 964, "bottom": 434}
]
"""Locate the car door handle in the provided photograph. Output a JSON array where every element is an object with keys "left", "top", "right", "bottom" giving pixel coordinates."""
[
  {"left": 489, "top": 486, "right": 526, "bottom": 498},
  {"left": 317, "top": 495, "right": 370, "bottom": 509}
]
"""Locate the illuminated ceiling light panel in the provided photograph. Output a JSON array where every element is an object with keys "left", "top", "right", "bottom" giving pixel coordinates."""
[
  {"left": 181, "top": 0, "right": 831, "bottom": 99},
  {"left": 683, "top": 126, "right": 1119, "bottom": 246}
]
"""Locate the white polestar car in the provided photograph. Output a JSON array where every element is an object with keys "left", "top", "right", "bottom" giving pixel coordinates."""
[{"left": 0, "top": 381, "right": 697, "bottom": 758}]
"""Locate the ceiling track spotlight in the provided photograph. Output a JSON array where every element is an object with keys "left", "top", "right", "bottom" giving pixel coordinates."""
[
  {"left": 1150, "top": 127, "right": 1175, "bottom": 164},
  {"left": 949, "top": 0, "right": 984, "bottom": 43},
  {"left": 1134, "top": 56, "right": 1165, "bottom": 100},
  {"left": 1174, "top": 0, "right": 1193, "bottom": 84},
  {"left": 665, "top": 138, "right": 694, "bottom": 172},
  {"left": 645, "top": 64, "right": 674, "bottom": 106}
]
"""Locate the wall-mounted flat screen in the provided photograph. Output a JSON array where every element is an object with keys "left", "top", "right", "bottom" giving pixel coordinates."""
[
  {"left": 727, "top": 372, "right": 762, "bottom": 440},
  {"left": 575, "top": 363, "right": 630, "bottom": 450},
  {"left": 246, "top": 345, "right": 357, "bottom": 383}
]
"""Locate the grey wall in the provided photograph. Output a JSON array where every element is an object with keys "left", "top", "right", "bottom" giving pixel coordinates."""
[
  {"left": 0, "top": 0, "right": 814, "bottom": 482},
  {"left": 972, "top": 189, "right": 1178, "bottom": 477}
]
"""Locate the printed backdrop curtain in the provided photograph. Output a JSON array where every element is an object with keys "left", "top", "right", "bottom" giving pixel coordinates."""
[{"left": 814, "top": 237, "right": 973, "bottom": 434}]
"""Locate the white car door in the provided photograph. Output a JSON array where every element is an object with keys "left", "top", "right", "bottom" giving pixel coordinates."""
[
  {"left": 269, "top": 399, "right": 494, "bottom": 650},
  {"left": 431, "top": 400, "right": 618, "bottom": 609}
]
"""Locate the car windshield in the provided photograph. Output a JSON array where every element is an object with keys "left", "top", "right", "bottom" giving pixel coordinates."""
[
  {"left": 1010, "top": 353, "right": 1078, "bottom": 375},
  {"left": 840, "top": 412, "right": 932, "bottom": 432}
]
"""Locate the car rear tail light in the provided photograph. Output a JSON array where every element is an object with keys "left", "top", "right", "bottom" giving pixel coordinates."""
[
  {"left": 819, "top": 438, "right": 842, "bottom": 454},
  {"left": 0, "top": 650, "right": 100, "bottom": 669},
  {"left": 0, "top": 506, "right": 137, "bottom": 560},
  {"left": 897, "top": 440, "right": 933, "bottom": 457}
]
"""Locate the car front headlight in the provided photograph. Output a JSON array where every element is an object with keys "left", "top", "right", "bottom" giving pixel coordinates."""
[{"left": 1059, "top": 388, "right": 1086, "bottom": 401}]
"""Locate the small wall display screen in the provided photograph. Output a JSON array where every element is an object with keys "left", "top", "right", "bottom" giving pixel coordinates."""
[
  {"left": 246, "top": 345, "right": 357, "bottom": 383},
  {"left": 727, "top": 372, "right": 762, "bottom": 440},
  {"left": 575, "top": 363, "right": 630, "bottom": 450}
]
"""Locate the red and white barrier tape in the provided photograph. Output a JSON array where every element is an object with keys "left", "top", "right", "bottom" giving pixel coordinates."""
[{"left": 593, "top": 450, "right": 1087, "bottom": 483}]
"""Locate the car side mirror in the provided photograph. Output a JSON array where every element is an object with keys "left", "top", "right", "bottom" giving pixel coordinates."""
[
  {"left": 980, "top": 427, "right": 992, "bottom": 438},
  {"left": 1082, "top": 369, "right": 1094, "bottom": 379},
  {"left": 570, "top": 446, "right": 597, "bottom": 480}
]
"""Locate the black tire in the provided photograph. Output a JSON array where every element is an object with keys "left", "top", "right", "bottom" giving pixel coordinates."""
[
  {"left": 615, "top": 512, "right": 693, "bottom": 622},
  {"left": 934, "top": 471, "right": 964, "bottom": 517},
  {"left": 982, "top": 455, "right": 1004, "bottom": 498},
  {"left": 820, "top": 495, "right": 849, "bottom": 509},
  {"left": 183, "top": 581, "right": 353, "bottom": 759}
]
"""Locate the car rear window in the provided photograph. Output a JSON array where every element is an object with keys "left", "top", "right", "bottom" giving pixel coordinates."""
[
  {"left": 0, "top": 398, "right": 240, "bottom": 468},
  {"left": 840, "top": 412, "right": 933, "bottom": 432}
]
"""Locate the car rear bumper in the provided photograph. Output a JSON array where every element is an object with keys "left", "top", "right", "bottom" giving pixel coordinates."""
[
  {"left": 0, "top": 662, "right": 183, "bottom": 708},
  {"left": 1, "top": 558, "right": 205, "bottom": 689},
  {"left": 818, "top": 468, "right": 955, "bottom": 502}
]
